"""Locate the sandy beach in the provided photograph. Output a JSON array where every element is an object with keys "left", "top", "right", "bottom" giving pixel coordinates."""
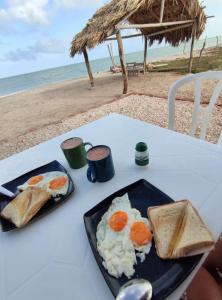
[
  {"left": 1, "top": 48, "right": 222, "bottom": 160},
  {"left": 0, "top": 71, "right": 181, "bottom": 142}
]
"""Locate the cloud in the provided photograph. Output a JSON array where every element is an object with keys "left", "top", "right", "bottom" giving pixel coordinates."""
[
  {"left": 4, "top": 49, "right": 37, "bottom": 61},
  {"left": 29, "top": 39, "right": 65, "bottom": 54},
  {"left": 0, "top": 0, "right": 49, "bottom": 26},
  {"left": 2, "top": 38, "right": 65, "bottom": 61},
  {"left": 204, "top": 0, "right": 222, "bottom": 3},
  {"left": 0, "top": 0, "right": 104, "bottom": 33},
  {"left": 54, "top": 0, "right": 104, "bottom": 9}
]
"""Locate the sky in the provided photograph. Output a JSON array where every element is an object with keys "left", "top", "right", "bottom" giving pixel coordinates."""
[{"left": 0, "top": 0, "right": 221, "bottom": 78}]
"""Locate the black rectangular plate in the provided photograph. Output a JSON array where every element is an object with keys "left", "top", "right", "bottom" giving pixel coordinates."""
[
  {"left": 0, "top": 160, "right": 74, "bottom": 231},
  {"left": 84, "top": 179, "right": 202, "bottom": 300}
]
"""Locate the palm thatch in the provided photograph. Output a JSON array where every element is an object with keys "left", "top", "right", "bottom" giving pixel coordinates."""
[{"left": 70, "top": 0, "right": 206, "bottom": 56}]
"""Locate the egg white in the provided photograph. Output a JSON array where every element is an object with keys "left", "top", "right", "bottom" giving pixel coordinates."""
[
  {"left": 17, "top": 171, "right": 69, "bottom": 198},
  {"left": 44, "top": 171, "right": 69, "bottom": 197},
  {"left": 96, "top": 194, "right": 152, "bottom": 279},
  {"left": 17, "top": 174, "right": 47, "bottom": 190}
]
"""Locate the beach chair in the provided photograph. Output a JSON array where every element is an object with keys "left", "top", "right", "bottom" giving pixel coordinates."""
[
  {"left": 126, "top": 62, "right": 144, "bottom": 76},
  {"left": 168, "top": 71, "right": 222, "bottom": 144},
  {"left": 126, "top": 62, "right": 139, "bottom": 76},
  {"left": 134, "top": 63, "right": 144, "bottom": 74}
]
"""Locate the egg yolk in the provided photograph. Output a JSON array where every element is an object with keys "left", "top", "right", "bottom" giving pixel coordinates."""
[
  {"left": 108, "top": 211, "right": 128, "bottom": 232},
  {"left": 49, "top": 176, "right": 67, "bottom": 190},
  {"left": 130, "top": 221, "right": 152, "bottom": 246},
  {"left": 28, "top": 175, "right": 44, "bottom": 185}
]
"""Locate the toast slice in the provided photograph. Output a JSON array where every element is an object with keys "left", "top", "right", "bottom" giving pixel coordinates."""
[
  {"left": 171, "top": 201, "right": 215, "bottom": 258},
  {"left": 148, "top": 200, "right": 187, "bottom": 259},
  {"left": 1, "top": 187, "right": 51, "bottom": 228},
  {"left": 148, "top": 200, "right": 215, "bottom": 259}
]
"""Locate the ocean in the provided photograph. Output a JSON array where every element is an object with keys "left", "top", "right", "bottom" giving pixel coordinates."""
[{"left": 0, "top": 36, "right": 221, "bottom": 97}]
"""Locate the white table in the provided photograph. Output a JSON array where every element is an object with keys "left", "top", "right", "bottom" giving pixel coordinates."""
[{"left": 1, "top": 113, "right": 222, "bottom": 300}]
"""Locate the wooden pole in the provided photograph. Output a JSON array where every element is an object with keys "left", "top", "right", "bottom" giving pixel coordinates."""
[
  {"left": 83, "top": 49, "right": 94, "bottom": 87},
  {"left": 144, "top": 36, "right": 148, "bottom": 74},
  {"left": 116, "top": 31, "right": 128, "bottom": 94},
  {"left": 198, "top": 36, "right": 207, "bottom": 63},
  {"left": 183, "top": 41, "right": 186, "bottom": 54},
  {"left": 110, "top": 43, "right": 115, "bottom": 66},
  {"left": 106, "top": 23, "right": 193, "bottom": 41},
  {"left": 116, "top": 19, "right": 194, "bottom": 30},
  {"left": 106, "top": 33, "right": 142, "bottom": 41},
  {"left": 107, "top": 43, "right": 115, "bottom": 67},
  {"left": 188, "top": 22, "right": 197, "bottom": 73},
  {"left": 159, "top": 0, "right": 165, "bottom": 23}
]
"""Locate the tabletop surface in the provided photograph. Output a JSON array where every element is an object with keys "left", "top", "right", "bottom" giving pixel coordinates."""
[{"left": 1, "top": 113, "right": 222, "bottom": 300}]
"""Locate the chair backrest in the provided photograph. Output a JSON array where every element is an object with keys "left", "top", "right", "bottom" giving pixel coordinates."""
[
  {"left": 126, "top": 62, "right": 136, "bottom": 67},
  {"left": 168, "top": 71, "right": 222, "bottom": 144}
]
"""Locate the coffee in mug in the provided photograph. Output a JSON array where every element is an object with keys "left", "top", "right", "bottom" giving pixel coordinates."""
[
  {"left": 61, "top": 137, "right": 92, "bottom": 169},
  {"left": 86, "top": 145, "right": 115, "bottom": 183},
  {"left": 61, "top": 137, "right": 82, "bottom": 149},
  {"left": 86, "top": 146, "right": 110, "bottom": 161}
]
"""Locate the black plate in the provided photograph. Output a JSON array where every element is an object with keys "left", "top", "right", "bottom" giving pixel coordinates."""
[
  {"left": 0, "top": 160, "right": 74, "bottom": 231},
  {"left": 84, "top": 179, "right": 202, "bottom": 300}
]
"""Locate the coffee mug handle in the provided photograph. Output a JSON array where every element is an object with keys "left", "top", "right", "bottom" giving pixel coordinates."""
[
  {"left": 87, "top": 166, "right": 96, "bottom": 183},
  {"left": 84, "top": 142, "right": 93, "bottom": 151}
]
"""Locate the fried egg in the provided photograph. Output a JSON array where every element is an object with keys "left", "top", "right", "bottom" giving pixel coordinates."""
[
  {"left": 17, "top": 171, "right": 69, "bottom": 198},
  {"left": 96, "top": 194, "right": 152, "bottom": 279},
  {"left": 45, "top": 171, "right": 69, "bottom": 197},
  {"left": 17, "top": 174, "right": 47, "bottom": 190}
]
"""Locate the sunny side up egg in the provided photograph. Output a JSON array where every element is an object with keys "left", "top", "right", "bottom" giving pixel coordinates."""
[
  {"left": 17, "top": 171, "right": 69, "bottom": 198},
  {"left": 96, "top": 194, "right": 152, "bottom": 279}
]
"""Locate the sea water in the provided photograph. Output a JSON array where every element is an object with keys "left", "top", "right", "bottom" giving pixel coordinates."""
[{"left": 0, "top": 36, "right": 221, "bottom": 97}]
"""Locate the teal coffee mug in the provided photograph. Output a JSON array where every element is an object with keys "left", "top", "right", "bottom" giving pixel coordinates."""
[{"left": 61, "top": 137, "right": 93, "bottom": 169}]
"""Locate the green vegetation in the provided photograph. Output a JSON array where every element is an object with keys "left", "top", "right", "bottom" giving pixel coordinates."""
[{"left": 154, "top": 47, "right": 222, "bottom": 75}]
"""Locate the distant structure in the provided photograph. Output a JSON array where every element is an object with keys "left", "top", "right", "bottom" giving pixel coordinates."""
[{"left": 70, "top": 0, "right": 208, "bottom": 94}]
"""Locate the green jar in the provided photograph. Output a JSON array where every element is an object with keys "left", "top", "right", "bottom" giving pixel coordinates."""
[{"left": 135, "top": 142, "right": 149, "bottom": 166}]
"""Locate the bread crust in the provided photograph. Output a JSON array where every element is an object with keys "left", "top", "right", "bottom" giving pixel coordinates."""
[
  {"left": 189, "top": 203, "right": 215, "bottom": 243},
  {"left": 148, "top": 200, "right": 187, "bottom": 259},
  {"left": 172, "top": 202, "right": 215, "bottom": 258},
  {"left": 148, "top": 200, "right": 215, "bottom": 259},
  {"left": 175, "top": 241, "right": 215, "bottom": 258},
  {"left": 1, "top": 187, "right": 51, "bottom": 228},
  {"left": 170, "top": 201, "right": 188, "bottom": 257}
]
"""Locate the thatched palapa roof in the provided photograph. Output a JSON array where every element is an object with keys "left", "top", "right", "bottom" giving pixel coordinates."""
[{"left": 70, "top": 0, "right": 206, "bottom": 57}]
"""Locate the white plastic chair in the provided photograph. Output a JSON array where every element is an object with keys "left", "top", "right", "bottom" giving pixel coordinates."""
[{"left": 168, "top": 71, "right": 222, "bottom": 144}]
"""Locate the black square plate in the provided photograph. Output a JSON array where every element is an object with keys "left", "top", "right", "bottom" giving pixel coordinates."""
[
  {"left": 84, "top": 179, "right": 202, "bottom": 300},
  {"left": 0, "top": 160, "right": 74, "bottom": 231}
]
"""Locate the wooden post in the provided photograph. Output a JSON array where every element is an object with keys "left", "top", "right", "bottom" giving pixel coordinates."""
[
  {"left": 116, "top": 19, "right": 194, "bottom": 30},
  {"left": 83, "top": 49, "right": 94, "bottom": 87},
  {"left": 107, "top": 43, "right": 115, "bottom": 67},
  {"left": 183, "top": 41, "right": 186, "bottom": 54},
  {"left": 144, "top": 36, "right": 148, "bottom": 74},
  {"left": 188, "top": 22, "right": 197, "bottom": 73},
  {"left": 116, "top": 31, "right": 128, "bottom": 94},
  {"left": 198, "top": 36, "right": 207, "bottom": 63},
  {"left": 159, "top": 0, "right": 165, "bottom": 23},
  {"left": 106, "top": 23, "right": 193, "bottom": 41}
]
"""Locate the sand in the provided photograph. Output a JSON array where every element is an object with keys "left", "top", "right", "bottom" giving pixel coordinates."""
[
  {"left": 1, "top": 93, "right": 222, "bottom": 160},
  {"left": 1, "top": 49, "right": 221, "bottom": 160},
  {"left": 1, "top": 71, "right": 219, "bottom": 142},
  {"left": 0, "top": 71, "right": 180, "bottom": 144}
]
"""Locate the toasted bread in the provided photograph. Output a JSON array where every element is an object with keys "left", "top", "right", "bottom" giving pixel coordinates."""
[
  {"left": 148, "top": 200, "right": 215, "bottom": 259},
  {"left": 171, "top": 201, "right": 215, "bottom": 258},
  {"left": 148, "top": 200, "right": 187, "bottom": 259},
  {"left": 1, "top": 187, "right": 51, "bottom": 228}
]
